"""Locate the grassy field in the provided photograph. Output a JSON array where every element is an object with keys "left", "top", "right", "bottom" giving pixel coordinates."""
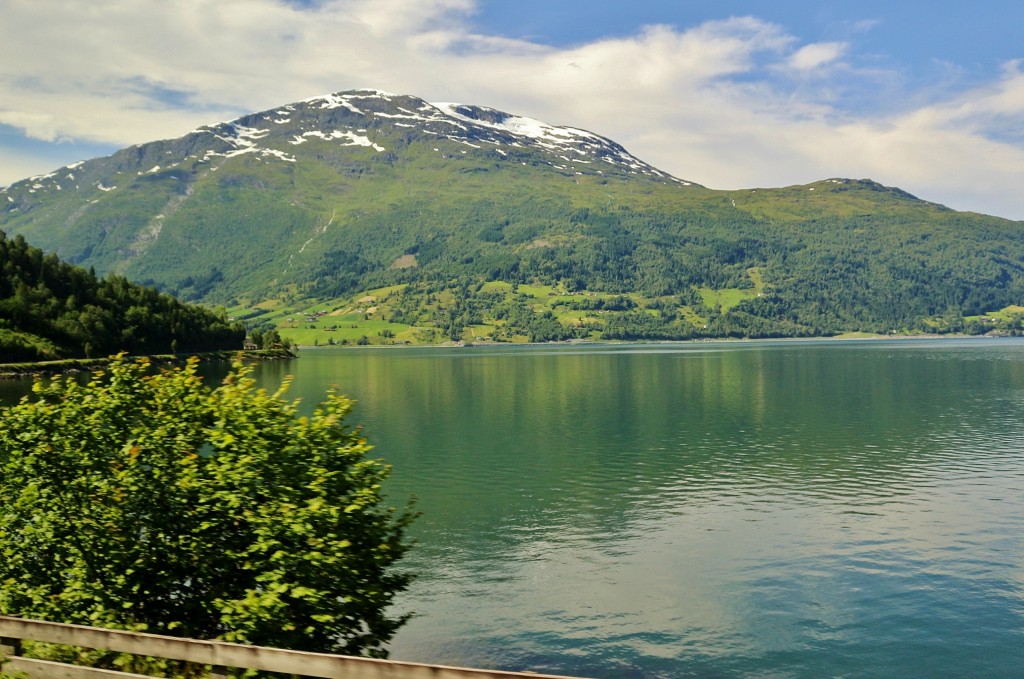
[{"left": 966, "top": 304, "right": 1024, "bottom": 321}]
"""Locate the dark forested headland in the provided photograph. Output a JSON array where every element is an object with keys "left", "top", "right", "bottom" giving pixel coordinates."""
[{"left": 0, "top": 230, "right": 244, "bottom": 362}]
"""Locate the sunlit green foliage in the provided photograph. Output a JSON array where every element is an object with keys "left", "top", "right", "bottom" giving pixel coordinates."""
[{"left": 0, "top": 357, "right": 416, "bottom": 664}]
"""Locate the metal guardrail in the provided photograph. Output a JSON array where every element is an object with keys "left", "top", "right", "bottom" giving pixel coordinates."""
[{"left": 0, "top": 615, "right": 587, "bottom": 679}]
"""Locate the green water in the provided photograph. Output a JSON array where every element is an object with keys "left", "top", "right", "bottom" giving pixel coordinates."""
[{"left": 5, "top": 339, "right": 1024, "bottom": 677}]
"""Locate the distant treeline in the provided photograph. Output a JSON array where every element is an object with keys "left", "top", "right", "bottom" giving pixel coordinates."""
[{"left": 0, "top": 231, "right": 244, "bottom": 362}]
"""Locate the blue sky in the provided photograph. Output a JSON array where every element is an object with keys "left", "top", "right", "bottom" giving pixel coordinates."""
[
  {"left": 475, "top": 1, "right": 1022, "bottom": 71},
  {"left": 2, "top": 1, "right": 1023, "bottom": 218}
]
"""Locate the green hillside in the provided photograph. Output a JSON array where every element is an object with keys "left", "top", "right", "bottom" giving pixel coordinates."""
[
  {"left": 2, "top": 90, "right": 1023, "bottom": 344},
  {"left": 0, "top": 231, "right": 244, "bottom": 361}
]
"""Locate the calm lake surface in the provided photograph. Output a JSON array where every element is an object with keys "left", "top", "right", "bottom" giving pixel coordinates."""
[{"left": 6, "top": 338, "right": 1024, "bottom": 677}]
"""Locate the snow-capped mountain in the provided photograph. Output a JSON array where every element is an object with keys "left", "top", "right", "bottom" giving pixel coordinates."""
[
  {"left": 0, "top": 88, "right": 705, "bottom": 300},
  {"left": 2, "top": 87, "right": 1018, "bottom": 343},
  {"left": 1, "top": 89, "right": 689, "bottom": 205},
  {"left": 196, "top": 89, "right": 690, "bottom": 183}
]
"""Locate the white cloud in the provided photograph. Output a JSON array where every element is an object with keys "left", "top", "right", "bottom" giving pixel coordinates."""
[
  {"left": 0, "top": 110, "right": 65, "bottom": 143},
  {"left": 786, "top": 42, "right": 847, "bottom": 71},
  {"left": 340, "top": 0, "right": 476, "bottom": 36},
  {"left": 0, "top": 1, "right": 1022, "bottom": 218}
]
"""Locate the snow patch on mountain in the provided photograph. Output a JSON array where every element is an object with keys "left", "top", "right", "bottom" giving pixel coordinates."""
[
  {"left": 301, "top": 89, "right": 396, "bottom": 115},
  {"left": 428, "top": 101, "right": 687, "bottom": 183},
  {"left": 259, "top": 149, "right": 297, "bottom": 163},
  {"left": 337, "top": 131, "right": 385, "bottom": 152},
  {"left": 314, "top": 95, "right": 364, "bottom": 114},
  {"left": 432, "top": 103, "right": 593, "bottom": 144},
  {"left": 285, "top": 128, "right": 384, "bottom": 152},
  {"left": 290, "top": 130, "right": 349, "bottom": 144}
]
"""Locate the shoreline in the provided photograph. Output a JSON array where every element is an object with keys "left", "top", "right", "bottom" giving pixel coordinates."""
[
  {"left": 0, "top": 348, "right": 298, "bottom": 380},
  {"left": 293, "top": 331, "right": 1015, "bottom": 351}
]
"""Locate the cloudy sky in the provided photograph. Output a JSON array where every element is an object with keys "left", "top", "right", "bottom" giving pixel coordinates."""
[{"left": 2, "top": 0, "right": 1024, "bottom": 219}]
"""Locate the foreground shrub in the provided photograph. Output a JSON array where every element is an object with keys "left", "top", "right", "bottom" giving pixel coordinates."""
[{"left": 0, "top": 356, "right": 415, "bottom": 661}]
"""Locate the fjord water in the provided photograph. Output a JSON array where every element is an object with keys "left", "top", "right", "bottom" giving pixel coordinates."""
[
  {"left": 251, "top": 339, "right": 1024, "bottom": 678},
  {"left": 7, "top": 339, "right": 1024, "bottom": 677}
]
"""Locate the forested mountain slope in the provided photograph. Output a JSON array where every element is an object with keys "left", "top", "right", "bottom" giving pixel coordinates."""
[
  {"left": 0, "top": 231, "right": 243, "bottom": 361},
  {"left": 2, "top": 89, "right": 1022, "bottom": 342}
]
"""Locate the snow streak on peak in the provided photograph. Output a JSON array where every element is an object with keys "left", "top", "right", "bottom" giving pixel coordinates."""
[
  {"left": 346, "top": 88, "right": 398, "bottom": 98},
  {"left": 429, "top": 102, "right": 687, "bottom": 183},
  {"left": 301, "top": 89, "right": 398, "bottom": 113},
  {"left": 302, "top": 88, "right": 397, "bottom": 103},
  {"left": 431, "top": 103, "right": 596, "bottom": 144}
]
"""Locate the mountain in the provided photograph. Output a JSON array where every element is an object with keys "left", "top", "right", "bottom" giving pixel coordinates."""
[{"left": 2, "top": 89, "right": 1023, "bottom": 344}]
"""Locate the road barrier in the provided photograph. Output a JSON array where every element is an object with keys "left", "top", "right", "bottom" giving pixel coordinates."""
[{"left": 0, "top": 615, "right": 586, "bottom": 679}]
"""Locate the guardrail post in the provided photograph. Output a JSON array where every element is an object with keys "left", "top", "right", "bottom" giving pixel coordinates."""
[
  {"left": 211, "top": 664, "right": 228, "bottom": 678},
  {"left": 0, "top": 634, "right": 21, "bottom": 658}
]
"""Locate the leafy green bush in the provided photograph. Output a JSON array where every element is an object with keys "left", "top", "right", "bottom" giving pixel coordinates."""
[{"left": 0, "top": 356, "right": 415, "bottom": 659}]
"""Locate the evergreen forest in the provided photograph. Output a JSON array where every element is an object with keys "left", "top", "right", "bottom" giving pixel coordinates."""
[{"left": 0, "top": 231, "right": 244, "bottom": 362}]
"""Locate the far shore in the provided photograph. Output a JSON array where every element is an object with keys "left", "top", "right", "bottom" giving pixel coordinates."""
[{"left": 292, "top": 331, "right": 1017, "bottom": 351}]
